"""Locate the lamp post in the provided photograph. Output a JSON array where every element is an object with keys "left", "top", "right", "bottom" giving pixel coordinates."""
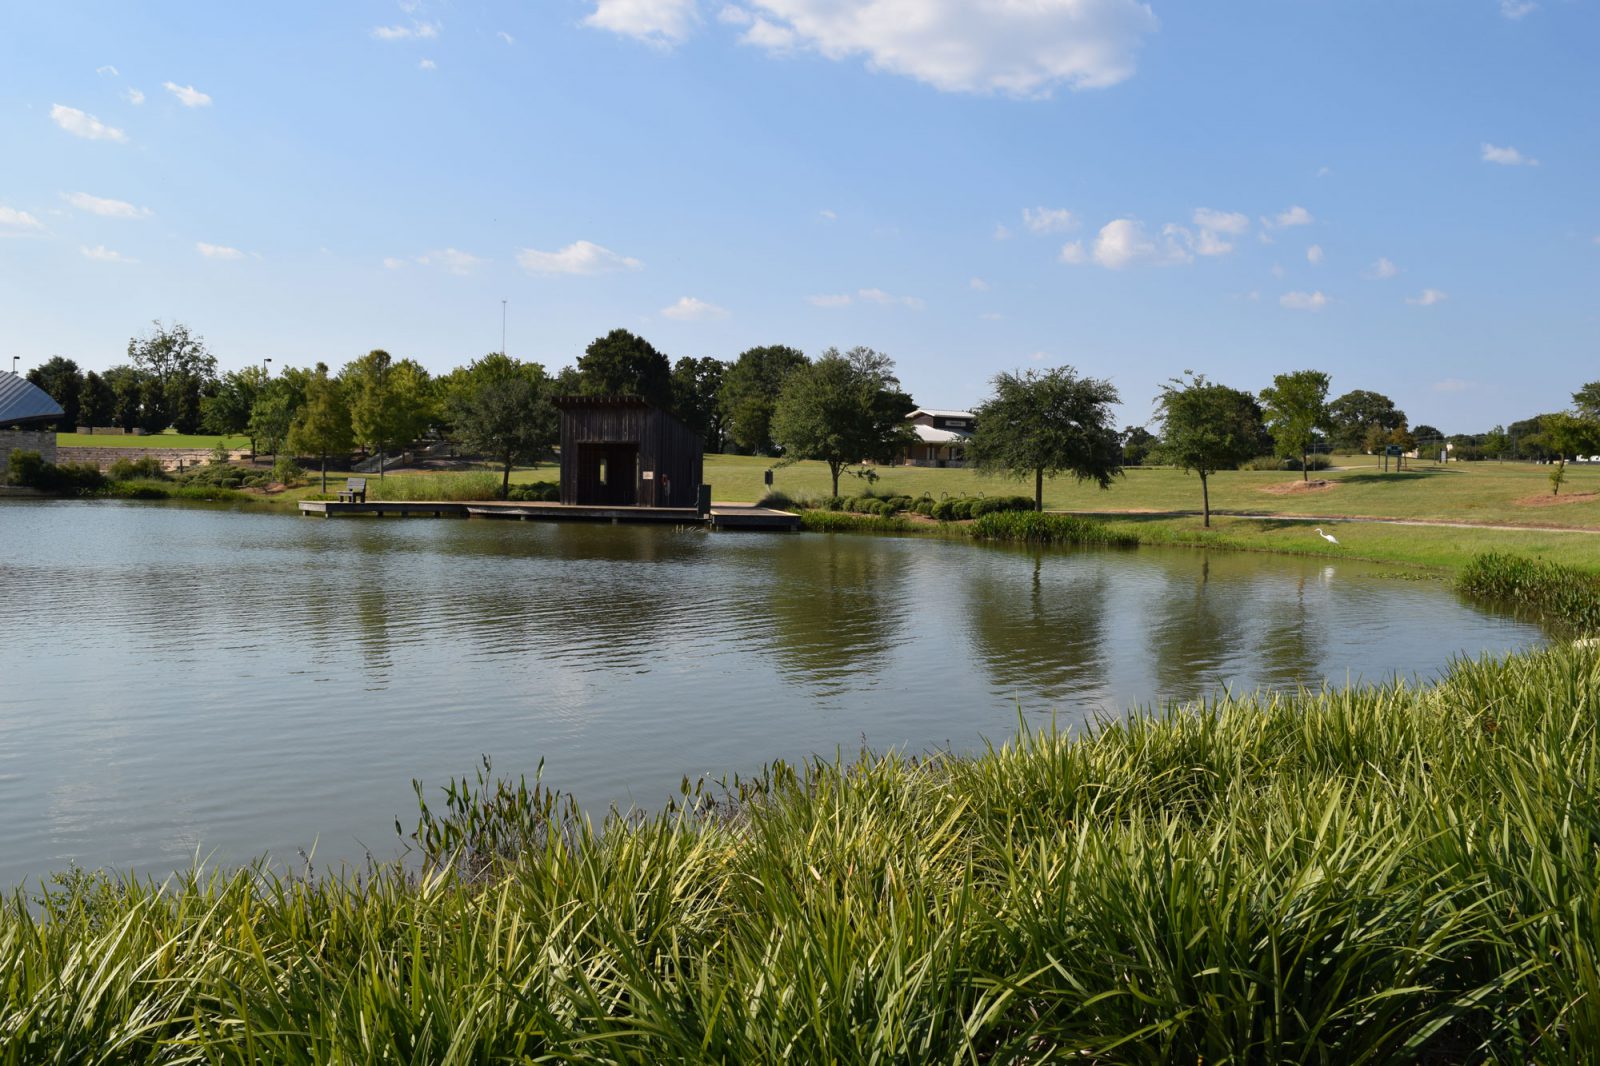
[
  {"left": 10, "top": 356, "right": 17, "bottom": 375},
  {"left": 262, "top": 357, "right": 272, "bottom": 378}
]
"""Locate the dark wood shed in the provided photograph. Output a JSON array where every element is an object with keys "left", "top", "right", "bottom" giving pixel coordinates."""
[{"left": 555, "top": 396, "right": 703, "bottom": 509}]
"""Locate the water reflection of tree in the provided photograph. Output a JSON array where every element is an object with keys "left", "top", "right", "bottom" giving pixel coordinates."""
[
  {"left": 962, "top": 548, "right": 1111, "bottom": 709},
  {"left": 737, "top": 534, "right": 909, "bottom": 697},
  {"left": 1148, "top": 553, "right": 1238, "bottom": 703}
]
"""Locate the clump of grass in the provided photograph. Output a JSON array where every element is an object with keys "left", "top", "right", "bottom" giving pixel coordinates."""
[
  {"left": 365, "top": 472, "right": 503, "bottom": 502},
  {"left": 798, "top": 509, "right": 918, "bottom": 533},
  {"left": 968, "top": 510, "right": 1139, "bottom": 546},
  {"left": 5, "top": 645, "right": 1600, "bottom": 1059},
  {"left": 1458, "top": 551, "right": 1600, "bottom": 632}
]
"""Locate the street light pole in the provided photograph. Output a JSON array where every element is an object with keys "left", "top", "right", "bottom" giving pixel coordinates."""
[{"left": 262, "top": 357, "right": 272, "bottom": 378}]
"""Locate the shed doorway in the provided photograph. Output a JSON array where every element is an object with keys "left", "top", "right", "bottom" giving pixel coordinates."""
[{"left": 574, "top": 442, "right": 639, "bottom": 505}]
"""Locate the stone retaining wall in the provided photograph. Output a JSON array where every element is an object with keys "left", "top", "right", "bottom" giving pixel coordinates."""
[
  {"left": 56, "top": 446, "right": 252, "bottom": 471},
  {"left": 0, "top": 429, "right": 58, "bottom": 480}
]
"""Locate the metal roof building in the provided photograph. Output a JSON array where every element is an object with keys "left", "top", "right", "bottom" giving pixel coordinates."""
[{"left": 0, "top": 372, "right": 65, "bottom": 427}]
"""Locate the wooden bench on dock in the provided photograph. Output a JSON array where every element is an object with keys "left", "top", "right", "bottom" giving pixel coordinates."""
[{"left": 337, "top": 477, "right": 367, "bottom": 503}]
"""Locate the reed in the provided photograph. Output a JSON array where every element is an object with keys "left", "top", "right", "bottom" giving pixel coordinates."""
[
  {"left": 968, "top": 510, "right": 1140, "bottom": 547},
  {"left": 1458, "top": 551, "right": 1600, "bottom": 633},
  {"left": 365, "top": 472, "right": 504, "bottom": 502},
  {"left": 3, "top": 644, "right": 1598, "bottom": 1061}
]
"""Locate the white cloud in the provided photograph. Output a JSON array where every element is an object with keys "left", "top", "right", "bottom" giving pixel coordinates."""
[
  {"left": 1482, "top": 142, "right": 1537, "bottom": 166},
  {"left": 419, "top": 58, "right": 437, "bottom": 70},
  {"left": 980, "top": 311, "right": 1004, "bottom": 320},
  {"left": 1500, "top": 0, "right": 1537, "bottom": 18},
  {"left": 858, "top": 287, "right": 923, "bottom": 308},
  {"left": 807, "top": 292, "right": 854, "bottom": 308},
  {"left": 1433, "top": 378, "right": 1474, "bottom": 392},
  {"left": 1029, "top": 351, "right": 1047, "bottom": 362},
  {"left": 1264, "top": 205, "right": 1314, "bottom": 228},
  {"left": 585, "top": 0, "right": 699, "bottom": 45},
  {"left": 0, "top": 206, "right": 44, "bottom": 233},
  {"left": 723, "top": 0, "right": 1160, "bottom": 96},
  {"left": 1315, "top": 165, "right": 1332, "bottom": 178},
  {"left": 1407, "top": 288, "right": 1448, "bottom": 306},
  {"left": 1087, "top": 218, "right": 1190, "bottom": 269},
  {"left": 818, "top": 208, "right": 837, "bottom": 220},
  {"left": 414, "top": 248, "right": 483, "bottom": 275},
  {"left": 196, "top": 241, "right": 245, "bottom": 260},
  {"left": 969, "top": 276, "right": 990, "bottom": 291},
  {"left": 516, "top": 239, "right": 642, "bottom": 275},
  {"left": 1306, "top": 244, "right": 1324, "bottom": 265},
  {"left": 125, "top": 87, "right": 145, "bottom": 105},
  {"left": 498, "top": 30, "right": 516, "bottom": 44},
  {"left": 1022, "top": 206, "right": 1075, "bottom": 234},
  {"left": 993, "top": 223, "right": 1013, "bottom": 241},
  {"left": 50, "top": 104, "right": 126, "bottom": 142},
  {"left": 1279, "top": 290, "right": 1328, "bottom": 311},
  {"left": 1364, "top": 256, "right": 1399, "bottom": 280},
  {"left": 1058, "top": 240, "right": 1087, "bottom": 264},
  {"left": 372, "top": 21, "right": 441, "bottom": 40},
  {"left": 382, "top": 257, "right": 407, "bottom": 270},
  {"left": 81, "top": 244, "right": 136, "bottom": 263},
  {"left": 163, "top": 82, "right": 212, "bottom": 107},
  {"left": 63, "top": 192, "right": 151, "bottom": 218},
  {"left": 96, "top": 65, "right": 119, "bottom": 76},
  {"left": 1192, "top": 208, "right": 1248, "bottom": 235},
  {"left": 662, "top": 296, "right": 731, "bottom": 320}
]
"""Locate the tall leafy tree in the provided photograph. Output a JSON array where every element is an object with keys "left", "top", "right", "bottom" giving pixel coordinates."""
[
  {"left": 448, "top": 352, "right": 558, "bottom": 497},
  {"left": 1154, "top": 373, "right": 1265, "bottom": 527},
  {"left": 342, "top": 350, "right": 434, "bottom": 476},
  {"left": 576, "top": 329, "right": 673, "bottom": 409},
  {"left": 286, "top": 363, "right": 354, "bottom": 491},
  {"left": 78, "top": 371, "right": 112, "bottom": 432},
  {"left": 1328, "top": 389, "right": 1406, "bottom": 452},
  {"left": 248, "top": 367, "right": 311, "bottom": 457},
  {"left": 127, "top": 321, "right": 218, "bottom": 433},
  {"left": 771, "top": 346, "right": 914, "bottom": 498},
  {"left": 671, "top": 356, "right": 728, "bottom": 452},
  {"left": 202, "top": 366, "right": 269, "bottom": 451},
  {"left": 104, "top": 366, "right": 144, "bottom": 431},
  {"left": 967, "top": 366, "right": 1123, "bottom": 511},
  {"left": 25, "top": 357, "right": 83, "bottom": 430},
  {"left": 1574, "top": 381, "right": 1600, "bottom": 422},
  {"left": 1258, "top": 369, "right": 1331, "bottom": 480},
  {"left": 719, "top": 345, "right": 807, "bottom": 454}
]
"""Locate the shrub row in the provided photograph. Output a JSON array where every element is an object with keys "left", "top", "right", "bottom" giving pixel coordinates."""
[
  {"left": 504, "top": 480, "right": 560, "bottom": 502},
  {"left": 1242, "top": 454, "right": 1335, "bottom": 472},
  {"left": 798, "top": 510, "right": 918, "bottom": 533},
  {"left": 926, "top": 494, "right": 1035, "bottom": 521}
]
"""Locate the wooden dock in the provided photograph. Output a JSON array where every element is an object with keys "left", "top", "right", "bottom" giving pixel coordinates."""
[{"left": 298, "top": 499, "right": 800, "bottom": 531}]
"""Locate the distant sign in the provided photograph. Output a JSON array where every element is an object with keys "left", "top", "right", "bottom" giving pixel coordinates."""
[{"left": 641, "top": 470, "right": 654, "bottom": 480}]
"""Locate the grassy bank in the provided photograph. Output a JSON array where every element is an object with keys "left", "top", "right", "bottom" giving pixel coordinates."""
[{"left": 4, "top": 643, "right": 1597, "bottom": 1061}]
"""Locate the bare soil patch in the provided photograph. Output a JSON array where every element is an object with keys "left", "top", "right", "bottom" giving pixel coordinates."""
[
  {"left": 1260, "top": 479, "right": 1338, "bottom": 497},
  {"left": 1515, "top": 491, "right": 1598, "bottom": 508}
]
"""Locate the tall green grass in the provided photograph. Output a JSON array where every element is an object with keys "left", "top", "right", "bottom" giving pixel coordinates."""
[
  {"left": 2, "top": 644, "right": 1598, "bottom": 1060},
  {"left": 365, "top": 472, "right": 503, "bottom": 502},
  {"left": 1459, "top": 551, "right": 1600, "bottom": 632},
  {"left": 969, "top": 510, "right": 1140, "bottom": 547},
  {"left": 798, "top": 509, "right": 919, "bottom": 533}
]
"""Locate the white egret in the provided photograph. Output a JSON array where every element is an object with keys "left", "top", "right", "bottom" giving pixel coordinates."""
[{"left": 1313, "top": 527, "right": 1339, "bottom": 545}]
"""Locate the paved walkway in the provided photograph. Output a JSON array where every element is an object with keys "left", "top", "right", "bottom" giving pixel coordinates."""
[{"left": 1055, "top": 509, "right": 1600, "bottom": 536}]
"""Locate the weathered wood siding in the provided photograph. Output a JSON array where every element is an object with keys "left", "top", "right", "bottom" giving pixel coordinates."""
[{"left": 557, "top": 398, "right": 704, "bottom": 508}]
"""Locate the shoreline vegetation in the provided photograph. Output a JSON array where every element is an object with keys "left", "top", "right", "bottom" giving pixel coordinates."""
[{"left": 5, "top": 642, "right": 1597, "bottom": 1060}]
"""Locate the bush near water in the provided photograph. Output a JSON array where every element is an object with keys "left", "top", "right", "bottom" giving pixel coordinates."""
[{"left": 3, "top": 643, "right": 1599, "bottom": 1061}]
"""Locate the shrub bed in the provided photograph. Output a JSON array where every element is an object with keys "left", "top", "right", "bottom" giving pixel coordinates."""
[
  {"left": 968, "top": 510, "right": 1139, "bottom": 547},
  {"left": 1458, "top": 551, "right": 1600, "bottom": 632}
]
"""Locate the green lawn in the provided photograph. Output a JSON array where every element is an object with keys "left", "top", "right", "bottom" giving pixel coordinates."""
[{"left": 57, "top": 431, "right": 250, "bottom": 450}]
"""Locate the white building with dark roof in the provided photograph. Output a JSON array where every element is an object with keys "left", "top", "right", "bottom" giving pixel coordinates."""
[{"left": 904, "top": 408, "right": 975, "bottom": 467}]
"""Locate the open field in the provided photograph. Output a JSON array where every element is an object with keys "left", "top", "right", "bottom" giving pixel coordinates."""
[
  {"left": 5, "top": 643, "right": 1598, "bottom": 1061},
  {"left": 56, "top": 431, "right": 251, "bottom": 450}
]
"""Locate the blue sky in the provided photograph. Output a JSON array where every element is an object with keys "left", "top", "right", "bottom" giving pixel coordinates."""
[{"left": 2, "top": 0, "right": 1595, "bottom": 432}]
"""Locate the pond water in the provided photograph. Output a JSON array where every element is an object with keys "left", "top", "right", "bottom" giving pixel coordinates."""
[{"left": 0, "top": 500, "right": 1544, "bottom": 888}]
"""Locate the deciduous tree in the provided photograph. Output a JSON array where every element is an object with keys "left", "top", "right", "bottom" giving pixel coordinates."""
[
  {"left": 771, "top": 347, "right": 914, "bottom": 497},
  {"left": 1328, "top": 389, "right": 1405, "bottom": 452},
  {"left": 576, "top": 329, "right": 672, "bottom": 410},
  {"left": 448, "top": 353, "right": 557, "bottom": 497},
  {"left": 1154, "top": 372, "right": 1265, "bottom": 527},
  {"left": 968, "top": 367, "right": 1122, "bottom": 512},
  {"left": 25, "top": 357, "right": 82, "bottom": 430},
  {"left": 1258, "top": 369, "right": 1330, "bottom": 481},
  {"left": 671, "top": 356, "right": 727, "bottom": 452},
  {"left": 286, "top": 363, "right": 354, "bottom": 492},
  {"left": 719, "top": 345, "right": 808, "bottom": 454}
]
